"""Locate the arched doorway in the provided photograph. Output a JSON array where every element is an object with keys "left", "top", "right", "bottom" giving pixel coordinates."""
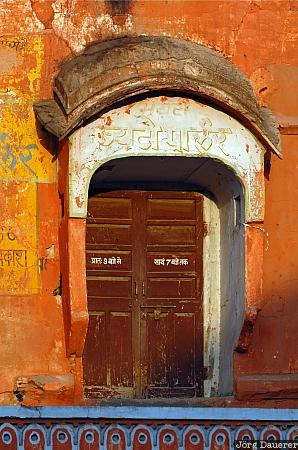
[
  {"left": 81, "top": 152, "right": 244, "bottom": 398},
  {"left": 56, "top": 94, "right": 270, "bottom": 399},
  {"left": 34, "top": 36, "right": 280, "bottom": 400}
]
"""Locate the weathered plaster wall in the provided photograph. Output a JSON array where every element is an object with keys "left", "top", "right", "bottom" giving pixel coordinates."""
[
  {"left": 0, "top": 33, "right": 72, "bottom": 405},
  {"left": 234, "top": 62, "right": 298, "bottom": 401},
  {"left": 0, "top": 0, "right": 297, "bottom": 406}
]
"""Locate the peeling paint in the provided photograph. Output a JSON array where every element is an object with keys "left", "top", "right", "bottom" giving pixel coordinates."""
[
  {"left": 69, "top": 96, "right": 265, "bottom": 221},
  {"left": 0, "top": 36, "right": 54, "bottom": 182},
  {"left": 0, "top": 181, "right": 39, "bottom": 295},
  {"left": 51, "top": 1, "right": 134, "bottom": 54}
]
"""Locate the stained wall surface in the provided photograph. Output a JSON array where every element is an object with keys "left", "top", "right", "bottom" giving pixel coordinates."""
[{"left": 0, "top": 0, "right": 297, "bottom": 406}]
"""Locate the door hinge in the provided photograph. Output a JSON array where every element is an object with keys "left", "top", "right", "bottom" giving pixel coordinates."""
[
  {"left": 203, "top": 222, "right": 209, "bottom": 237},
  {"left": 203, "top": 366, "right": 211, "bottom": 380}
]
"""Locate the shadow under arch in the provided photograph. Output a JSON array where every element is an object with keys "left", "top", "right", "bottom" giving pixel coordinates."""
[{"left": 84, "top": 155, "right": 245, "bottom": 396}]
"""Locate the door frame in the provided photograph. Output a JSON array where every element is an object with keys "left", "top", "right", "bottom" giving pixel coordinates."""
[
  {"left": 83, "top": 190, "right": 205, "bottom": 398},
  {"left": 58, "top": 96, "right": 267, "bottom": 398},
  {"left": 42, "top": 36, "right": 281, "bottom": 400}
]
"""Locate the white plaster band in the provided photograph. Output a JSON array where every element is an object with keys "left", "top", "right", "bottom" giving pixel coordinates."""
[{"left": 68, "top": 96, "right": 265, "bottom": 222}]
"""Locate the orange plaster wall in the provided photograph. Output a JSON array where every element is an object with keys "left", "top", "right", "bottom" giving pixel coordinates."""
[
  {"left": 0, "top": 0, "right": 297, "bottom": 405},
  {"left": 235, "top": 60, "right": 298, "bottom": 379},
  {"left": 257, "top": 134, "right": 298, "bottom": 374}
]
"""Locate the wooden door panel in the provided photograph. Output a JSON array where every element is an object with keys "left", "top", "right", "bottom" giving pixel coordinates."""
[
  {"left": 84, "top": 313, "right": 106, "bottom": 387},
  {"left": 110, "top": 312, "right": 133, "bottom": 387},
  {"left": 145, "top": 311, "right": 171, "bottom": 388},
  {"left": 87, "top": 197, "right": 132, "bottom": 220},
  {"left": 84, "top": 311, "right": 134, "bottom": 397},
  {"left": 171, "top": 313, "right": 196, "bottom": 387},
  {"left": 142, "top": 311, "right": 199, "bottom": 397},
  {"left": 86, "top": 224, "right": 132, "bottom": 246},
  {"left": 86, "top": 276, "right": 132, "bottom": 298},
  {"left": 141, "top": 192, "right": 203, "bottom": 398},
  {"left": 147, "top": 199, "right": 196, "bottom": 220},
  {"left": 146, "top": 225, "right": 196, "bottom": 245},
  {"left": 83, "top": 190, "right": 203, "bottom": 399},
  {"left": 84, "top": 193, "right": 135, "bottom": 398},
  {"left": 88, "top": 299, "right": 132, "bottom": 312},
  {"left": 146, "top": 277, "right": 196, "bottom": 299}
]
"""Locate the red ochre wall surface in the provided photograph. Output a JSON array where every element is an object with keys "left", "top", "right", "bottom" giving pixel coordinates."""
[{"left": 0, "top": 0, "right": 297, "bottom": 407}]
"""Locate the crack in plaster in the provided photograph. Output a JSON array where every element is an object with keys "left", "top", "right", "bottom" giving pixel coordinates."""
[
  {"left": 230, "top": 1, "right": 259, "bottom": 56},
  {"left": 281, "top": 1, "right": 296, "bottom": 58}
]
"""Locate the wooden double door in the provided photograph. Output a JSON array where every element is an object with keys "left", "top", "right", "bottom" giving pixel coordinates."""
[{"left": 83, "top": 190, "right": 204, "bottom": 398}]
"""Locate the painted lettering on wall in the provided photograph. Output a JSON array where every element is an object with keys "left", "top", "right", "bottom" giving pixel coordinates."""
[
  {"left": 133, "top": 99, "right": 188, "bottom": 117},
  {"left": 0, "top": 36, "right": 54, "bottom": 182},
  {"left": 0, "top": 228, "right": 16, "bottom": 241},
  {"left": 154, "top": 257, "right": 189, "bottom": 266},
  {"left": 0, "top": 182, "right": 39, "bottom": 296},
  {"left": 69, "top": 96, "right": 265, "bottom": 219},
  {"left": 0, "top": 36, "right": 27, "bottom": 50},
  {"left": 0, "top": 249, "right": 27, "bottom": 267},
  {"left": 91, "top": 256, "right": 122, "bottom": 265},
  {"left": 0, "top": 132, "right": 37, "bottom": 176},
  {"left": 0, "top": 228, "right": 28, "bottom": 267},
  {"left": 98, "top": 119, "right": 232, "bottom": 154}
]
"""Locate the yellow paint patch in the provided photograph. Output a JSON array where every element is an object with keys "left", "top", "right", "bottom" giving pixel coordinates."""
[
  {"left": 0, "top": 181, "right": 39, "bottom": 295},
  {"left": 26, "top": 36, "right": 44, "bottom": 94},
  {"left": 0, "top": 36, "right": 54, "bottom": 295},
  {"left": 0, "top": 98, "right": 55, "bottom": 181},
  {"left": 0, "top": 35, "right": 54, "bottom": 182},
  {"left": 0, "top": 35, "right": 43, "bottom": 95}
]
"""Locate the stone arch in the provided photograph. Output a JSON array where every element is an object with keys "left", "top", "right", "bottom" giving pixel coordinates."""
[
  {"left": 68, "top": 95, "right": 264, "bottom": 222},
  {"left": 34, "top": 36, "right": 281, "bottom": 399},
  {"left": 68, "top": 95, "right": 262, "bottom": 396},
  {"left": 34, "top": 36, "right": 280, "bottom": 156}
]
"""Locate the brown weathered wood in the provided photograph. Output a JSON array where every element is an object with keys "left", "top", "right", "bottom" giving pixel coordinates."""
[
  {"left": 83, "top": 191, "right": 204, "bottom": 398},
  {"left": 83, "top": 193, "right": 134, "bottom": 398}
]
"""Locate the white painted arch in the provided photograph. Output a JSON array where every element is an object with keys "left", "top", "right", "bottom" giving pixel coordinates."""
[
  {"left": 68, "top": 96, "right": 266, "bottom": 396},
  {"left": 69, "top": 97, "right": 265, "bottom": 221}
]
